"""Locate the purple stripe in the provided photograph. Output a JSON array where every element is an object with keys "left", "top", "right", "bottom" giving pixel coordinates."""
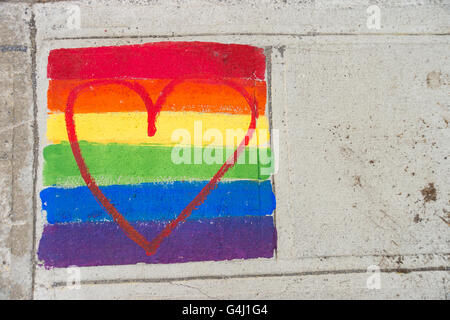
[{"left": 37, "top": 216, "right": 276, "bottom": 268}]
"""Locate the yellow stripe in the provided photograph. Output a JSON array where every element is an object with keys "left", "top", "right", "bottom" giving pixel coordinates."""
[{"left": 47, "top": 112, "right": 270, "bottom": 147}]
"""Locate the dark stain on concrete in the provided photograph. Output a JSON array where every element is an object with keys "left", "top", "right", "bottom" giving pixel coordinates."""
[
  {"left": 353, "top": 175, "right": 362, "bottom": 188},
  {"left": 421, "top": 183, "right": 437, "bottom": 203},
  {"left": 340, "top": 146, "right": 354, "bottom": 159},
  {"left": 439, "top": 209, "right": 450, "bottom": 227},
  {"left": 439, "top": 216, "right": 450, "bottom": 227},
  {"left": 413, "top": 214, "right": 422, "bottom": 223},
  {"left": 443, "top": 117, "right": 449, "bottom": 127}
]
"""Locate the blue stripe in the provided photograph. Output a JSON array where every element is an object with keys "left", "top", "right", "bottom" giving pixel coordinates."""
[{"left": 41, "top": 180, "right": 275, "bottom": 224}]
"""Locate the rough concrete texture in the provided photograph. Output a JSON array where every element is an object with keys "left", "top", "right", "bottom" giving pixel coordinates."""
[
  {"left": 1, "top": 0, "right": 449, "bottom": 299},
  {"left": 0, "top": 3, "right": 34, "bottom": 300}
]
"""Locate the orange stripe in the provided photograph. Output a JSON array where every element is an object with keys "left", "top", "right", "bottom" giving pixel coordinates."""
[{"left": 48, "top": 79, "right": 267, "bottom": 115}]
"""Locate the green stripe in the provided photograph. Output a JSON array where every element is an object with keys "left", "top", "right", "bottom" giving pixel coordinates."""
[{"left": 43, "top": 142, "right": 274, "bottom": 187}]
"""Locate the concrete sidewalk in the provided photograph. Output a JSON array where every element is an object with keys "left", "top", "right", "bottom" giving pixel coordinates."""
[{"left": 0, "top": 0, "right": 448, "bottom": 299}]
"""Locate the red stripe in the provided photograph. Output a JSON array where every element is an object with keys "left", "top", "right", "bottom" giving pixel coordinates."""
[{"left": 48, "top": 42, "right": 266, "bottom": 80}]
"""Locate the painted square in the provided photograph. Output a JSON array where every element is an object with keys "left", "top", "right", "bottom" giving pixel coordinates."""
[{"left": 37, "top": 42, "right": 276, "bottom": 267}]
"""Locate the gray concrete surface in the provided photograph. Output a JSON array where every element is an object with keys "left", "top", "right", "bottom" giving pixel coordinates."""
[
  {"left": 1, "top": 0, "right": 449, "bottom": 299},
  {"left": 0, "top": 3, "right": 34, "bottom": 300}
]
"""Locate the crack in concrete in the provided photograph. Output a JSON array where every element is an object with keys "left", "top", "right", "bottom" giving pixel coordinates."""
[
  {"left": 28, "top": 6, "right": 39, "bottom": 301},
  {"left": 170, "top": 282, "right": 217, "bottom": 299},
  {"left": 50, "top": 265, "right": 449, "bottom": 288},
  {"left": 0, "top": 119, "right": 33, "bottom": 134},
  {"left": 44, "top": 32, "right": 450, "bottom": 41}
]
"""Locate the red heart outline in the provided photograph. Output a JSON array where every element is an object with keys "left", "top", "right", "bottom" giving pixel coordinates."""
[{"left": 65, "top": 76, "right": 259, "bottom": 256}]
